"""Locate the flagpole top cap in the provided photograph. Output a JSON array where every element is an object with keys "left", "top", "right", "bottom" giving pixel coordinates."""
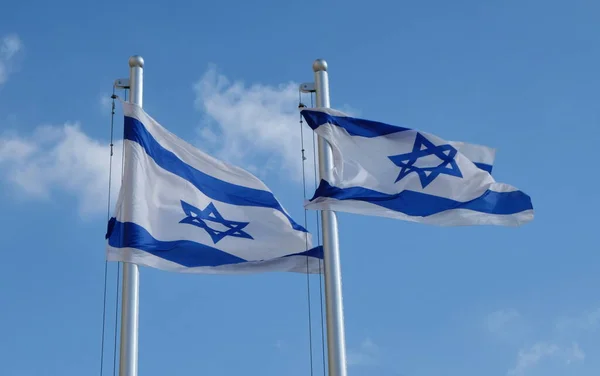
[
  {"left": 129, "top": 55, "right": 144, "bottom": 68},
  {"left": 312, "top": 59, "right": 328, "bottom": 72}
]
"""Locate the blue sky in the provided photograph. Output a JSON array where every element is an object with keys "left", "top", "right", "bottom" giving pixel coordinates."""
[{"left": 1, "top": 0, "right": 599, "bottom": 375}]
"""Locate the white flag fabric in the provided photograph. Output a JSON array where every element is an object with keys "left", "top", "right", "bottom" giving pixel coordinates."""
[
  {"left": 301, "top": 108, "right": 533, "bottom": 226},
  {"left": 446, "top": 140, "right": 495, "bottom": 175},
  {"left": 106, "top": 102, "right": 322, "bottom": 274}
]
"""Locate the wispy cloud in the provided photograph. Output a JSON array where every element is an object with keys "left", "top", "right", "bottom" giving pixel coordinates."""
[
  {"left": 507, "top": 341, "right": 584, "bottom": 376},
  {"left": 486, "top": 308, "right": 594, "bottom": 376},
  {"left": 508, "top": 341, "right": 559, "bottom": 376},
  {"left": 0, "top": 34, "right": 23, "bottom": 85},
  {"left": 347, "top": 338, "right": 380, "bottom": 367},
  {"left": 193, "top": 65, "right": 359, "bottom": 183},
  {"left": 0, "top": 123, "right": 122, "bottom": 217},
  {"left": 193, "top": 65, "right": 314, "bottom": 182},
  {"left": 565, "top": 342, "right": 585, "bottom": 364},
  {"left": 0, "top": 34, "right": 122, "bottom": 217}
]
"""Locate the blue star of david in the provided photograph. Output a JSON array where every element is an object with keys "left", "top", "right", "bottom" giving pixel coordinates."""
[
  {"left": 179, "top": 200, "right": 253, "bottom": 244},
  {"left": 388, "top": 133, "right": 463, "bottom": 188}
]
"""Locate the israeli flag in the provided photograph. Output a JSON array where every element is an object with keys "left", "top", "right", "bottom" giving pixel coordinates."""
[
  {"left": 301, "top": 108, "right": 533, "bottom": 226},
  {"left": 106, "top": 102, "right": 322, "bottom": 274}
]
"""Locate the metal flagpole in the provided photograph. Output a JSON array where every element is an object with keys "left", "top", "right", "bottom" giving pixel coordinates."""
[
  {"left": 313, "top": 59, "right": 348, "bottom": 376},
  {"left": 118, "top": 55, "right": 144, "bottom": 376}
]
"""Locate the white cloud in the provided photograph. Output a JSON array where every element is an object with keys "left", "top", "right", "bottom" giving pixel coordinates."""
[
  {"left": 194, "top": 65, "right": 323, "bottom": 184},
  {"left": 488, "top": 308, "right": 595, "bottom": 376},
  {"left": 565, "top": 342, "right": 585, "bottom": 364},
  {"left": 0, "top": 123, "right": 122, "bottom": 217},
  {"left": 507, "top": 341, "right": 584, "bottom": 376},
  {"left": 508, "top": 342, "right": 559, "bottom": 376},
  {"left": 347, "top": 338, "right": 380, "bottom": 367},
  {"left": 0, "top": 137, "right": 36, "bottom": 161},
  {"left": 0, "top": 34, "right": 121, "bottom": 216},
  {"left": 0, "top": 34, "right": 23, "bottom": 85}
]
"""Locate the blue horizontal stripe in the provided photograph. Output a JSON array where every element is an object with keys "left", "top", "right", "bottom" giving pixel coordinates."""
[
  {"left": 108, "top": 220, "right": 246, "bottom": 267},
  {"left": 301, "top": 109, "right": 409, "bottom": 138},
  {"left": 107, "top": 219, "right": 323, "bottom": 268},
  {"left": 124, "top": 116, "right": 307, "bottom": 233},
  {"left": 474, "top": 162, "right": 493, "bottom": 174},
  {"left": 286, "top": 245, "right": 323, "bottom": 259},
  {"left": 310, "top": 180, "right": 532, "bottom": 217}
]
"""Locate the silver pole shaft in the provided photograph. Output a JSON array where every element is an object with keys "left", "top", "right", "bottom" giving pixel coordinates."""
[
  {"left": 313, "top": 59, "right": 348, "bottom": 376},
  {"left": 119, "top": 55, "right": 144, "bottom": 376}
]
